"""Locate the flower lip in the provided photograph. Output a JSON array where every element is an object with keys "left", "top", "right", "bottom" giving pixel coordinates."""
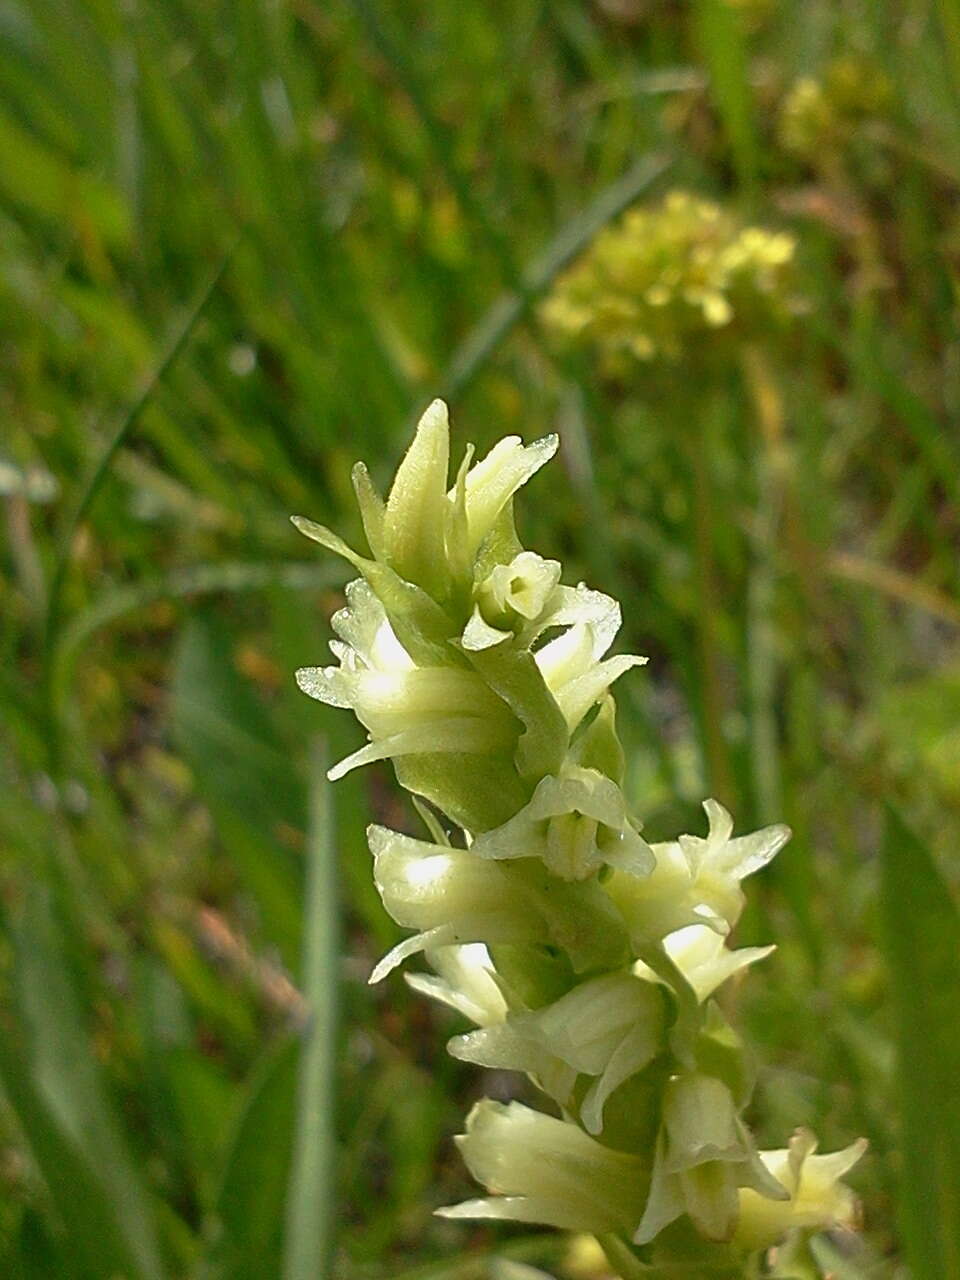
[{"left": 734, "top": 1129, "right": 869, "bottom": 1249}]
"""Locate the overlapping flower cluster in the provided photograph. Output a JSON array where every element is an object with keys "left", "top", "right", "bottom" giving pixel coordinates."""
[
  {"left": 778, "top": 56, "right": 892, "bottom": 163},
  {"left": 539, "top": 191, "right": 796, "bottom": 371},
  {"left": 295, "top": 402, "right": 864, "bottom": 1272}
]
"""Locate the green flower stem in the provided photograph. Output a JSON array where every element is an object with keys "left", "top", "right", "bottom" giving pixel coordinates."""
[
  {"left": 740, "top": 346, "right": 784, "bottom": 826},
  {"left": 687, "top": 396, "right": 736, "bottom": 808},
  {"left": 596, "top": 1233, "right": 650, "bottom": 1279},
  {"left": 739, "top": 346, "right": 827, "bottom": 967}
]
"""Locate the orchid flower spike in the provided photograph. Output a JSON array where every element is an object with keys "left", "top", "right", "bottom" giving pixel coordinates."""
[{"left": 294, "top": 401, "right": 864, "bottom": 1276}]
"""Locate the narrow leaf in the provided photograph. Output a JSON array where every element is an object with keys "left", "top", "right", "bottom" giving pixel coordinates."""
[
  {"left": 282, "top": 741, "right": 339, "bottom": 1280},
  {"left": 213, "top": 1037, "right": 300, "bottom": 1279},
  {"left": 171, "top": 613, "right": 304, "bottom": 960},
  {"left": 4, "top": 886, "right": 164, "bottom": 1279},
  {"left": 693, "top": 0, "right": 758, "bottom": 196},
  {"left": 880, "top": 805, "right": 960, "bottom": 1278}
]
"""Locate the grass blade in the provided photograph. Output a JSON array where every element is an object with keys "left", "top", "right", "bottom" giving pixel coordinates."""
[
  {"left": 0, "top": 1034, "right": 142, "bottom": 1278},
  {"left": 51, "top": 558, "right": 347, "bottom": 718},
  {"left": 936, "top": 0, "right": 960, "bottom": 110},
  {"left": 212, "top": 1036, "right": 299, "bottom": 1279},
  {"left": 171, "top": 613, "right": 305, "bottom": 960},
  {"left": 880, "top": 805, "right": 960, "bottom": 1279},
  {"left": 4, "top": 885, "right": 164, "bottom": 1279},
  {"left": 282, "top": 740, "right": 339, "bottom": 1280},
  {"left": 42, "top": 240, "right": 238, "bottom": 772},
  {"left": 693, "top": 0, "right": 758, "bottom": 197},
  {"left": 346, "top": 0, "right": 520, "bottom": 286},
  {"left": 437, "top": 152, "right": 671, "bottom": 401}
]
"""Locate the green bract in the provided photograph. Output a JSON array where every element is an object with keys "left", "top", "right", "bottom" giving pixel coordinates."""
[{"left": 295, "top": 402, "right": 864, "bottom": 1273}]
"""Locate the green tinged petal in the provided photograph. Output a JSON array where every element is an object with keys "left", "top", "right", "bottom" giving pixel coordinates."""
[
  {"left": 470, "top": 766, "right": 653, "bottom": 881},
  {"left": 438, "top": 1100, "right": 646, "bottom": 1234},
  {"left": 461, "top": 433, "right": 559, "bottom": 558},
  {"left": 461, "top": 605, "right": 512, "bottom": 652},
  {"left": 735, "top": 1130, "right": 868, "bottom": 1250},
  {"left": 406, "top": 944, "right": 508, "bottom": 1027},
  {"left": 291, "top": 516, "right": 457, "bottom": 665},
  {"left": 383, "top": 398, "right": 451, "bottom": 596},
  {"left": 351, "top": 461, "right": 386, "bottom": 561},
  {"left": 449, "top": 972, "right": 664, "bottom": 1128},
  {"left": 571, "top": 695, "right": 626, "bottom": 786},
  {"left": 635, "top": 1074, "right": 787, "bottom": 1245}
]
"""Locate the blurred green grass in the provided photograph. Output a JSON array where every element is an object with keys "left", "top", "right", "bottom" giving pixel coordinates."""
[{"left": 2, "top": 0, "right": 960, "bottom": 1275}]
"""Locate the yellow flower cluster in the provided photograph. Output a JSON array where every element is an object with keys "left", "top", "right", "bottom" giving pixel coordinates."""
[
  {"left": 778, "top": 56, "right": 892, "bottom": 161},
  {"left": 540, "top": 191, "right": 796, "bottom": 371}
]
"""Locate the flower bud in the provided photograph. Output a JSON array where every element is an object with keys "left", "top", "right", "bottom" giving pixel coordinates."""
[
  {"left": 369, "top": 826, "right": 630, "bottom": 980},
  {"left": 382, "top": 398, "right": 451, "bottom": 598},
  {"left": 437, "top": 1100, "right": 646, "bottom": 1234},
  {"left": 458, "top": 434, "right": 559, "bottom": 562},
  {"left": 474, "top": 551, "right": 563, "bottom": 633}
]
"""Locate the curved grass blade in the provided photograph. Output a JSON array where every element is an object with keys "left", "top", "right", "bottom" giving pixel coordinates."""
[
  {"left": 0, "top": 1035, "right": 146, "bottom": 1279},
  {"left": 436, "top": 152, "right": 671, "bottom": 402},
  {"left": 51, "top": 558, "right": 347, "bottom": 713},
  {"left": 171, "top": 613, "right": 305, "bottom": 961},
  {"left": 42, "top": 238, "right": 239, "bottom": 772}
]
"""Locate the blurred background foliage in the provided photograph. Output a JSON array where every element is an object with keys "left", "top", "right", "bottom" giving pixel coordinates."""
[{"left": 2, "top": 0, "right": 960, "bottom": 1276}]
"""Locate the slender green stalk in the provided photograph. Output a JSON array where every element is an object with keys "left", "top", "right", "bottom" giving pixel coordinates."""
[
  {"left": 740, "top": 347, "right": 784, "bottom": 824},
  {"left": 687, "top": 399, "right": 736, "bottom": 808},
  {"left": 936, "top": 0, "right": 960, "bottom": 117},
  {"left": 282, "top": 740, "right": 339, "bottom": 1280},
  {"left": 597, "top": 1234, "right": 650, "bottom": 1279},
  {"left": 881, "top": 806, "right": 960, "bottom": 1279}
]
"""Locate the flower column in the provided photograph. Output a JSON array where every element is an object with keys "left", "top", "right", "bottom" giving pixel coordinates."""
[{"left": 295, "top": 401, "right": 864, "bottom": 1277}]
